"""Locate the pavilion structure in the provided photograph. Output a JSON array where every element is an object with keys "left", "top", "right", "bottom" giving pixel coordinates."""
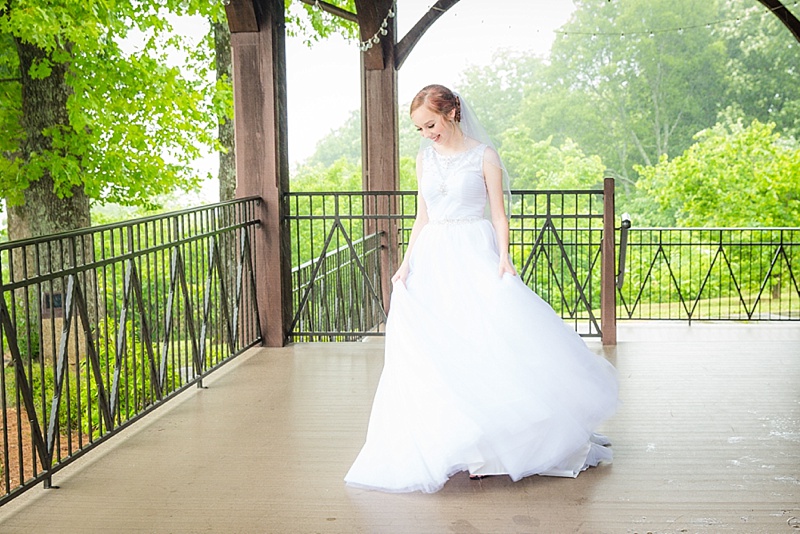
[{"left": 223, "top": 0, "right": 800, "bottom": 347}]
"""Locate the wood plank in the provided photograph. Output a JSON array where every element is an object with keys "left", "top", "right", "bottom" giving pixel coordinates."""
[
  {"left": 225, "top": 0, "right": 259, "bottom": 33},
  {"left": 0, "top": 323, "right": 798, "bottom": 533}
]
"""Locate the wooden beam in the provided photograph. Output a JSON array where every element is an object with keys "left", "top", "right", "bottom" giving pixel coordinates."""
[
  {"left": 225, "top": 0, "right": 259, "bottom": 33},
  {"left": 756, "top": 0, "right": 800, "bottom": 42},
  {"left": 395, "top": 0, "right": 461, "bottom": 69},
  {"left": 297, "top": 0, "right": 358, "bottom": 23},
  {"left": 230, "top": 0, "right": 292, "bottom": 347},
  {"left": 354, "top": 0, "right": 388, "bottom": 70},
  {"left": 354, "top": 0, "right": 398, "bottom": 310}
]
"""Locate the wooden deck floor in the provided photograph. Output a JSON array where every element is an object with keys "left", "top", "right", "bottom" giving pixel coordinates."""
[{"left": 0, "top": 322, "right": 798, "bottom": 533}]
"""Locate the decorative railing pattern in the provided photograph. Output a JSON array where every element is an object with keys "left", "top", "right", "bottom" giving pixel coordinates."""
[
  {"left": 285, "top": 192, "right": 414, "bottom": 341},
  {"left": 617, "top": 228, "right": 800, "bottom": 321},
  {"left": 291, "top": 232, "right": 384, "bottom": 341},
  {"left": 285, "top": 189, "right": 607, "bottom": 340},
  {"left": 510, "top": 190, "right": 605, "bottom": 336},
  {"left": 0, "top": 199, "right": 262, "bottom": 505}
]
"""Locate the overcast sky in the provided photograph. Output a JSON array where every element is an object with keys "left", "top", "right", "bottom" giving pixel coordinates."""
[
  {"left": 183, "top": 1, "right": 576, "bottom": 204},
  {"left": 285, "top": 0, "right": 576, "bottom": 167}
]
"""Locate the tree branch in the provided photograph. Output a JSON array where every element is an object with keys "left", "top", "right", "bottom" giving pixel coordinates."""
[{"left": 0, "top": 77, "right": 21, "bottom": 83}]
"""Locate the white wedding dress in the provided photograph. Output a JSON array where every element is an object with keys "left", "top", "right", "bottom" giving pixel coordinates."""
[{"left": 344, "top": 143, "right": 619, "bottom": 493}]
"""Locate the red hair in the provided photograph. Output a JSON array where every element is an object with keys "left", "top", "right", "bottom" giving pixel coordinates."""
[{"left": 410, "top": 84, "right": 461, "bottom": 122}]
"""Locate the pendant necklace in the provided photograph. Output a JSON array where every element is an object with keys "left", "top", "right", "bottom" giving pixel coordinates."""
[
  {"left": 435, "top": 152, "right": 457, "bottom": 196},
  {"left": 433, "top": 133, "right": 467, "bottom": 196}
]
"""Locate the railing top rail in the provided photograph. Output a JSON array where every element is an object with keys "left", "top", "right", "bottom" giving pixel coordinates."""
[
  {"left": 285, "top": 189, "right": 605, "bottom": 196},
  {"left": 0, "top": 197, "right": 262, "bottom": 251},
  {"left": 629, "top": 226, "right": 800, "bottom": 231},
  {"left": 292, "top": 232, "right": 381, "bottom": 272},
  {"left": 513, "top": 189, "right": 605, "bottom": 195}
]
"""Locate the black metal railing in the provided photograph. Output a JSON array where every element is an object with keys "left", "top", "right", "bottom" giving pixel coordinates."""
[
  {"left": 0, "top": 198, "right": 262, "bottom": 505},
  {"left": 617, "top": 227, "right": 800, "bottom": 321},
  {"left": 285, "top": 189, "right": 607, "bottom": 340},
  {"left": 291, "top": 232, "right": 384, "bottom": 341},
  {"left": 285, "top": 191, "right": 415, "bottom": 341},
  {"left": 510, "top": 190, "right": 606, "bottom": 336}
]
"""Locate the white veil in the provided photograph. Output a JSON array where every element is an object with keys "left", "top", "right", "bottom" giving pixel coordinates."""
[{"left": 418, "top": 91, "right": 513, "bottom": 220}]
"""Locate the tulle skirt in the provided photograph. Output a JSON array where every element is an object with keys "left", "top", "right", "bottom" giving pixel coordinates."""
[{"left": 344, "top": 218, "right": 619, "bottom": 493}]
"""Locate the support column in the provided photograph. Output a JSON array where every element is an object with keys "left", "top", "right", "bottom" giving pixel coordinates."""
[
  {"left": 601, "top": 177, "right": 617, "bottom": 345},
  {"left": 357, "top": 0, "right": 400, "bottom": 311},
  {"left": 227, "top": 0, "right": 291, "bottom": 346}
]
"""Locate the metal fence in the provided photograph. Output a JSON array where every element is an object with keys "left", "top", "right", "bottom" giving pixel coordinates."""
[
  {"left": 285, "top": 189, "right": 608, "bottom": 340},
  {"left": 286, "top": 192, "right": 800, "bottom": 339},
  {"left": 510, "top": 190, "right": 606, "bottom": 336},
  {"left": 617, "top": 227, "right": 800, "bottom": 321},
  {"left": 290, "top": 232, "right": 384, "bottom": 341},
  {"left": 0, "top": 198, "right": 262, "bottom": 505},
  {"left": 285, "top": 192, "right": 414, "bottom": 341}
]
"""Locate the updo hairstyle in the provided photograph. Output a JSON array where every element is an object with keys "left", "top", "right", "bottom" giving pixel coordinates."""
[{"left": 410, "top": 84, "right": 462, "bottom": 123}]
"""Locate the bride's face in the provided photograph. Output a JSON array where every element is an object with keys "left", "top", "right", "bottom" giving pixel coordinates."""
[{"left": 411, "top": 104, "right": 457, "bottom": 145}]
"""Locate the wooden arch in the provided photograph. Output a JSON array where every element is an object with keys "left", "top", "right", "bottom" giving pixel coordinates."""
[{"left": 224, "top": 0, "right": 799, "bottom": 346}]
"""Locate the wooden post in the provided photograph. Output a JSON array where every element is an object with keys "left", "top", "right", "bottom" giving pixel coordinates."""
[
  {"left": 357, "top": 0, "right": 400, "bottom": 311},
  {"left": 601, "top": 177, "right": 617, "bottom": 345},
  {"left": 227, "top": 0, "right": 291, "bottom": 347}
]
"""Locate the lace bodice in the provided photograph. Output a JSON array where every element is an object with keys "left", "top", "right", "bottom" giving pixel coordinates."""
[{"left": 420, "top": 144, "right": 488, "bottom": 221}]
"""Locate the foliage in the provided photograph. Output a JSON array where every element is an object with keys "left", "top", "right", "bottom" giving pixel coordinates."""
[
  {"left": 291, "top": 156, "right": 362, "bottom": 191},
  {"left": 529, "top": 0, "right": 728, "bottom": 185},
  {"left": 501, "top": 128, "right": 605, "bottom": 190},
  {"left": 720, "top": 2, "right": 800, "bottom": 140},
  {"left": 291, "top": 0, "right": 799, "bottom": 232},
  {"left": 288, "top": 155, "right": 416, "bottom": 267},
  {"left": 635, "top": 119, "right": 800, "bottom": 227},
  {"left": 1, "top": 294, "right": 41, "bottom": 361},
  {"left": 304, "top": 110, "right": 362, "bottom": 168},
  {"left": 457, "top": 50, "right": 548, "bottom": 152},
  {"left": 1, "top": 313, "right": 183, "bottom": 440},
  {"left": 285, "top": 0, "right": 358, "bottom": 45},
  {"left": 0, "top": 0, "right": 230, "bottom": 210}
]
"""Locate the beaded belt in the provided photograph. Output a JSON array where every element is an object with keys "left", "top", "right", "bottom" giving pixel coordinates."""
[{"left": 428, "top": 216, "right": 483, "bottom": 226}]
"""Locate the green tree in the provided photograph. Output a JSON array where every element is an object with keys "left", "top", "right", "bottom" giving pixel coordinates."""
[
  {"left": 305, "top": 109, "right": 362, "bottom": 168},
  {"left": 212, "top": 19, "right": 235, "bottom": 202},
  {"left": 457, "top": 51, "right": 548, "bottom": 152},
  {"left": 292, "top": 156, "right": 362, "bottom": 191},
  {"left": 501, "top": 128, "right": 605, "bottom": 190},
  {"left": 284, "top": 0, "right": 357, "bottom": 44},
  {"left": 635, "top": 119, "right": 800, "bottom": 227},
  {"left": 0, "top": 1, "right": 234, "bottom": 241},
  {"left": 720, "top": 1, "right": 800, "bottom": 140},
  {"left": 534, "top": 0, "right": 728, "bottom": 188}
]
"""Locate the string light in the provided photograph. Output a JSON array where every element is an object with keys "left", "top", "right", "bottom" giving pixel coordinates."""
[
  {"left": 359, "top": 2, "right": 396, "bottom": 52},
  {"left": 555, "top": 2, "right": 798, "bottom": 40}
]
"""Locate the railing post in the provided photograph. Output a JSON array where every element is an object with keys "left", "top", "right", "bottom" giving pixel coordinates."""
[
  {"left": 378, "top": 195, "right": 396, "bottom": 315},
  {"left": 601, "top": 177, "right": 617, "bottom": 345}
]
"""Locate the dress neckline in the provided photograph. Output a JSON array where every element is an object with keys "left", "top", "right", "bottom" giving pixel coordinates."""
[{"left": 431, "top": 143, "right": 484, "bottom": 159}]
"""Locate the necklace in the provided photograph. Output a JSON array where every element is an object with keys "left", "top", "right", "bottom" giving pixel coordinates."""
[
  {"left": 433, "top": 151, "right": 458, "bottom": 196},
  {"left": 432, "top": 133, "right": 467, "bottom": 196}
]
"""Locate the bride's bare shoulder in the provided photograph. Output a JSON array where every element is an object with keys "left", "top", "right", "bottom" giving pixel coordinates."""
[{"left": 481, "top": 145, "right": 501, "bottom": 167}]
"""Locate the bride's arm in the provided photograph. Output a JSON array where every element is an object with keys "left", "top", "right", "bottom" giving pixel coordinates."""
[
  {"left": 484, "top": 148, "right": 517, "bottom": 277},
  {"left": 392, "top": 153, "right": 430, "bottom": 284}
]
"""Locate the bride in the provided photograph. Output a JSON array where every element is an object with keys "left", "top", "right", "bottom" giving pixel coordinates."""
[{"left": 344, "top": 84, "right": 619, "bottom": 493}]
